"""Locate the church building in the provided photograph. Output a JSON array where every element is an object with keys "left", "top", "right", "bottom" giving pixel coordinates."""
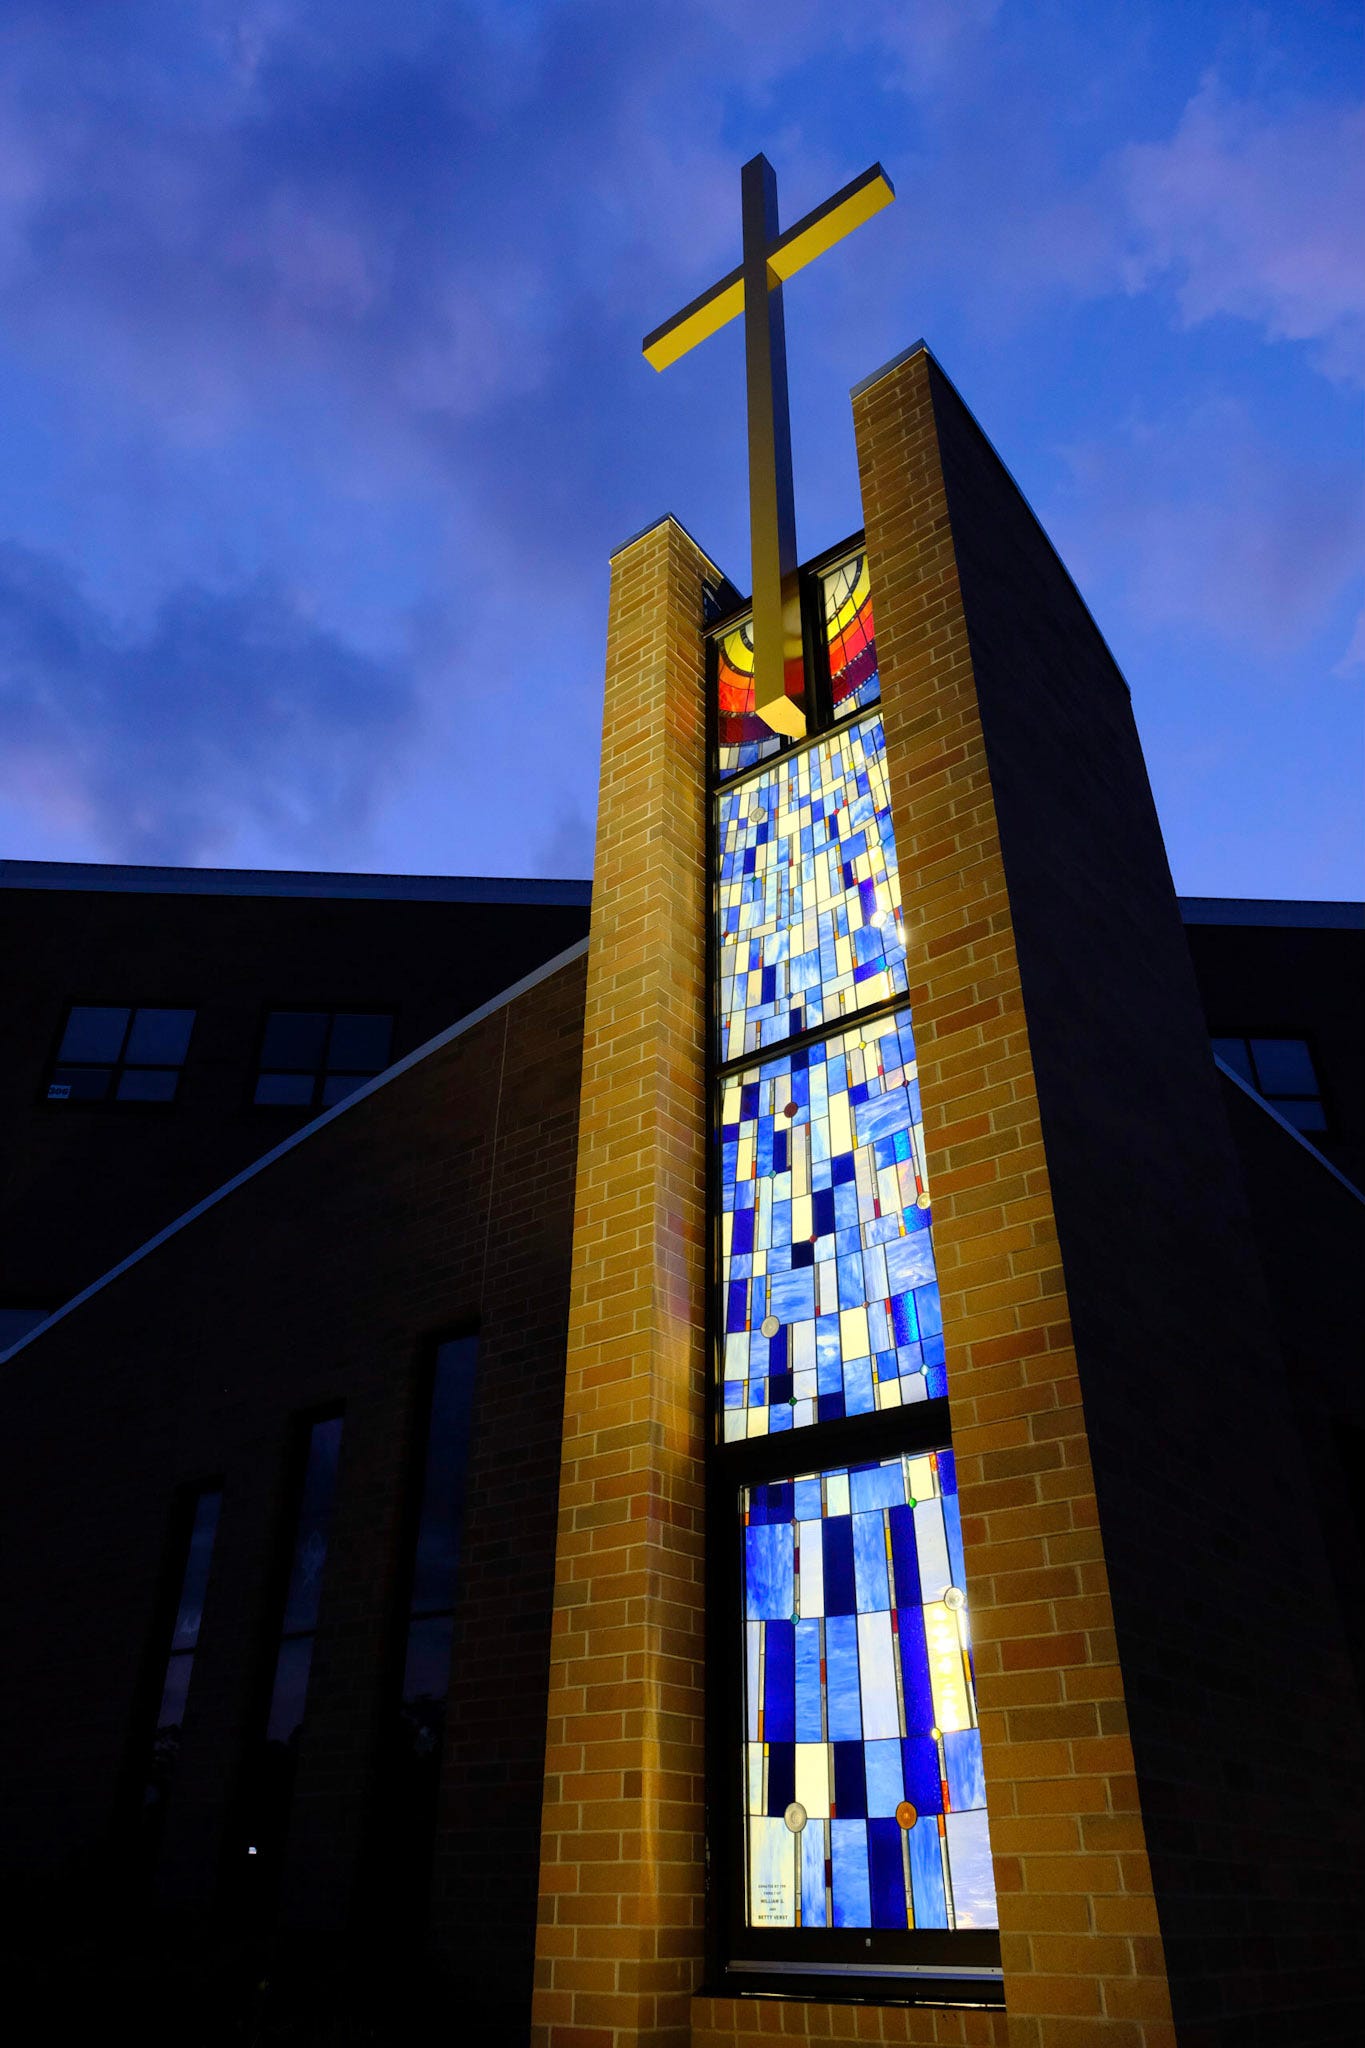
[{"left": 0, "top": 160, "right": 1361, "bottom": 2048}]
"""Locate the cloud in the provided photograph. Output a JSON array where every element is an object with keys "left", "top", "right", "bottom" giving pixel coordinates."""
[
  {"left": 1120, "top": 81, "right": 1365, "bottom": 382},
  {"left": 1052, "top": 395, "right": 1363, "bottom": 656},
  {"left": 0, "top": 541, "right": 418, "bottom": 863}
]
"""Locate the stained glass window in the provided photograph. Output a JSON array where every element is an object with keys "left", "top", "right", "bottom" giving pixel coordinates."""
[
  {"left": 715, "top": 714, "right": 907, "bottom": 1064},
  {"left": 822, "top": 554, "right": 879, "bottom": 720},
  {"left": 716, "top": 616, "right": 799, "bottom": 781},
  {"left": 719, "top": 1009, "right": 945, "bottom": 1441},
  {"left": 139, "top": 1486, "right": 221, "bottom": 1863},
  {"left": 742, "top": 1451, "right": 995, "bottom": 1932}
]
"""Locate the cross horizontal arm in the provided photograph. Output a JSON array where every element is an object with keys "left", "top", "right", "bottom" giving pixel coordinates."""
[
  {"left": 643, "top": 264, "right": 744, "bottom": 372},
  {"left": 768, "top": 163, "right": 895, "bottom": 283},
  {"left": 641, "top": 163, "right": 893, "bottom": 374}
]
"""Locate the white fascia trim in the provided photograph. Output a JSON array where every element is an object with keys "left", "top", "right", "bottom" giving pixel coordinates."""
[{"left": 1, "top": 936, "right": 590, "bottom": 1363}]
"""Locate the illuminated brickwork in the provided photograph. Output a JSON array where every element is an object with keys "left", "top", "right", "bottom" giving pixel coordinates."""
[
  {"left": 851, "top": 347, "right": 1175, "bottom": 2046},
  {"left": 530, "top": 517, "right": 712, "bottom": 2048}
]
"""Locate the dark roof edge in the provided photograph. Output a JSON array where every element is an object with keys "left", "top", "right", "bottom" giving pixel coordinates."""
[
  {"left": 1178, "top": 895, "right": 1364, "bottom": 930},
  {"left": 607, "top": 511, "right": 731, "bottom": 580},
  {"left": 1214, "top": 1056, "right": 1364, "bottom": 1206},
  {"left": 0, "top": 936, "right": 591, "bottom": 1366},
  {"left": 0, "top": 859, "right": 592, "bottom": 906}
]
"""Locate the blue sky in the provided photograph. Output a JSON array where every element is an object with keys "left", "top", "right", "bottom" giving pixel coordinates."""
[{"left": 0, "top": 0, "right": 1360, "bottom": 896}]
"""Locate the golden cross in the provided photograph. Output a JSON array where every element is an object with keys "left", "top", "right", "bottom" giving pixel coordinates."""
[{"left": 644, "top": 154, "right": 894, "bottom": 739}]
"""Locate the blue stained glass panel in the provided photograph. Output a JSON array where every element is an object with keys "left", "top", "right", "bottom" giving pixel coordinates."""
[
  {"left": 715, "top": 713, "right": 907, "bottom": 1062},
  {"left": 718, "top": 1008, "right": 945, "bottom": 1439},
  {"left": 741, "top": 1452, "right": 996, "bottom": 1933}
]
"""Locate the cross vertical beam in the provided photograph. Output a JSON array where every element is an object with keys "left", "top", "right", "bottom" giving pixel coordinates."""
[
  {"left": 643, "top": 154, "right": 894, "bottom": 740},
  {"left": 741, "top": 155, "right": 804, "bottom": 739}
]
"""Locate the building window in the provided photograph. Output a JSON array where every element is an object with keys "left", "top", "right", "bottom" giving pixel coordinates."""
[
  {"left": 0, "top": 1305, "right": 51, "bottom": 1351},
  {"left": 1213, "top": 1035, "right": 1327, "bottom": 1134},
  {"left": 253, "top": 1010, "right": 394, "bottom": 1109},
  {"left": 47, "top": 1004, "right": 195, "bottom": 1104},
  {"left": 707, "top": 546, "right": 1000, "bottom": 1996},
  {"left": 139, "top": 1486, "right": 222, "bottom": 1863},
  {"left": 372, "top": 1335, "right": 479, "bottom": 1914},
  {"left": 238, "top": 1413, "right": 344, "bottom": 1907}
]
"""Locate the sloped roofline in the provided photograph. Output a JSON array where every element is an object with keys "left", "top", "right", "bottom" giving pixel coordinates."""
[{"left": 1, "top": 936, "right": 590, "bottom": 1364}]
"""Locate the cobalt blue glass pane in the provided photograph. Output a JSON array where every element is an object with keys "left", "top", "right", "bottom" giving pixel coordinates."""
[
  {"left": 714, "top": 714, "right": 907, "bottom": 1062},
  {"left": 718, "top": 1009, "right": 945, "bottom": 1438},
  {"left": 741, "top": 1455, "right": 995, "bottom": 1933}
]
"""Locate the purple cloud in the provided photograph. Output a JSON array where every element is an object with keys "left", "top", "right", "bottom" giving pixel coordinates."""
[
  {"left": 0, "top": 541, "right": 417, "bottom": 863},
  {"left": 1121, "top": 81, "right": 1365, "bottom": 383}
]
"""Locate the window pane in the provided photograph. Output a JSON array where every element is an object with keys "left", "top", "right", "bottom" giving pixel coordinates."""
[
  {"left": 1250, "top": 1038, "right": 1319, "bottom": 1096},
  {"left": 59, "top": 1005, "right": 130, "bottom": 1062},
  {"left": 410, "top": 1338, "right": 479, "bottom": 1616},
  {"left": 822, "top": 553, "right": 880, "bottom": 721},
  {"left": 715, "top": 615, "right": 785, "bottom": 782},
  {"left": 719, "top": 1008, "right": 944, "bottom": 1440},
  {"left": 1273, "top": 1097, "right": 1327, "bottom": 1134},
  {"left": 401, "top": 1611, "right": 456, "bottom": 1713},
  {"left": 116, "top": 1067, "right": 179, "bottom": 1103},
  {"left": 170, "top": 1490, "right": 222, "bottom": 1653},
  {"left": 716, "top": 714, "right": 907, "bottom": 1062},
  {"left": 155, "top": 1649, "right": 194, "bottom": 1739},
  {"left": 1211, "top": 1037, "right": 1254, "bottom": 1084},
  {"left": 741, "top": 1451, "right": 997, "bottom": 1934},
  {"left": 280, "top": 1417, "right": 344, "bottom": 1636},
  {"left": 126, "top": 1007, "right": 195, "bottom": 1066},
  {"left": 48, "top": 1066, "right": 111, "bottom": 1101},
  {"left": 327, "top": 1012, "right": 392, "bottom": 1074},
  {"left": 265, "top": 1634, "right": 315, "bottom": 1747},
  {"left": 0, "top": 1306, "right": 49, "bottom": 1348},
  {"left": 254, "top": 1071, "right": 315, "bottom": 1107},
  {"left": 260, "top": 1011, "right": 329, "bottom": 1071},
  {"left": 320, "top": 1072, "right": 364, "bottom": 1107}
]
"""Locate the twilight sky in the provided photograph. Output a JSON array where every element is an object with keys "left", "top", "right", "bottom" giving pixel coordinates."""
[{"left": 0, "top": 0, "right": 1360, "bottom": 897}]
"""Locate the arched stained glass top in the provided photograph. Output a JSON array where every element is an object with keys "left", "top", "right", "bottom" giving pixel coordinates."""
[{"left": 822, "top": 553, "right": 879, "bottom": 720}]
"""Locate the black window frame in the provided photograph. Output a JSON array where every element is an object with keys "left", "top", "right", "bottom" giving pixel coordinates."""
[
  {"left": 250, "top": 1005, "right": 397, "bottom": 1112},
  {"left": 704, "top": 538, "right": 1004, "bottom": 2005},
  {"left": 43, "top": 999, "right": 198, "bottom": 1109}
]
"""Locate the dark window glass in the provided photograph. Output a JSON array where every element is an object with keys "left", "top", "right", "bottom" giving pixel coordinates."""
[
  {"left": 138, "top": 1487, "right": 222, "bottom": 1868},
  {"left": 327, "top": 1011, "right": 392, "bottom": 1073},
  {"left": 49, "top": 1002, "right": 194, "bottom": 1105},
  {"left": 255, "top": 1010, "right": 394, "bottom": 1110},
  {"left": 116, "top": 1068, "right": 179, "bottom": 1103},
  {"left": 1249, "top": 1037, "right": 1319, "bottom": 1097},
  {"left": 260, "top": 1011, "right": 330, "bottom": 1072},
  {"left": 237, "top": 1415, "right": 343, "bottom": 1915},
  {"left": 368, "top": 1337, "right": 478, "bottom": 1921},
  {"left": 1216, "top": 1034, "right": 1327, "bottom": 1134},
  {"left": 60, "top": 1005, "right": 130, "bottom": 1062},
  {"left": 253, "top": 1071, "right": 316, "bottom": 1107},
  {"left": 125, "top": 1007, "right": 196, "bottom": 1065},
  {"left": 0, "top": 1305, "right": 50, "bottom": 1349},
  {"left": 1211, "top": 1036, "right": 1254, "bottom": 1085}
]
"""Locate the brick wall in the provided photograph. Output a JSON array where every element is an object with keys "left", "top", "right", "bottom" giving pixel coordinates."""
[
  {"left": 531, "top": 516, "right": 713, "bottom": 2048},
  {"left": 0, "top": 946, "right": 587, "bottom": 2040},
  {"left": 853, "top": 347, "right": 1177, "bottom": 2047}
]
